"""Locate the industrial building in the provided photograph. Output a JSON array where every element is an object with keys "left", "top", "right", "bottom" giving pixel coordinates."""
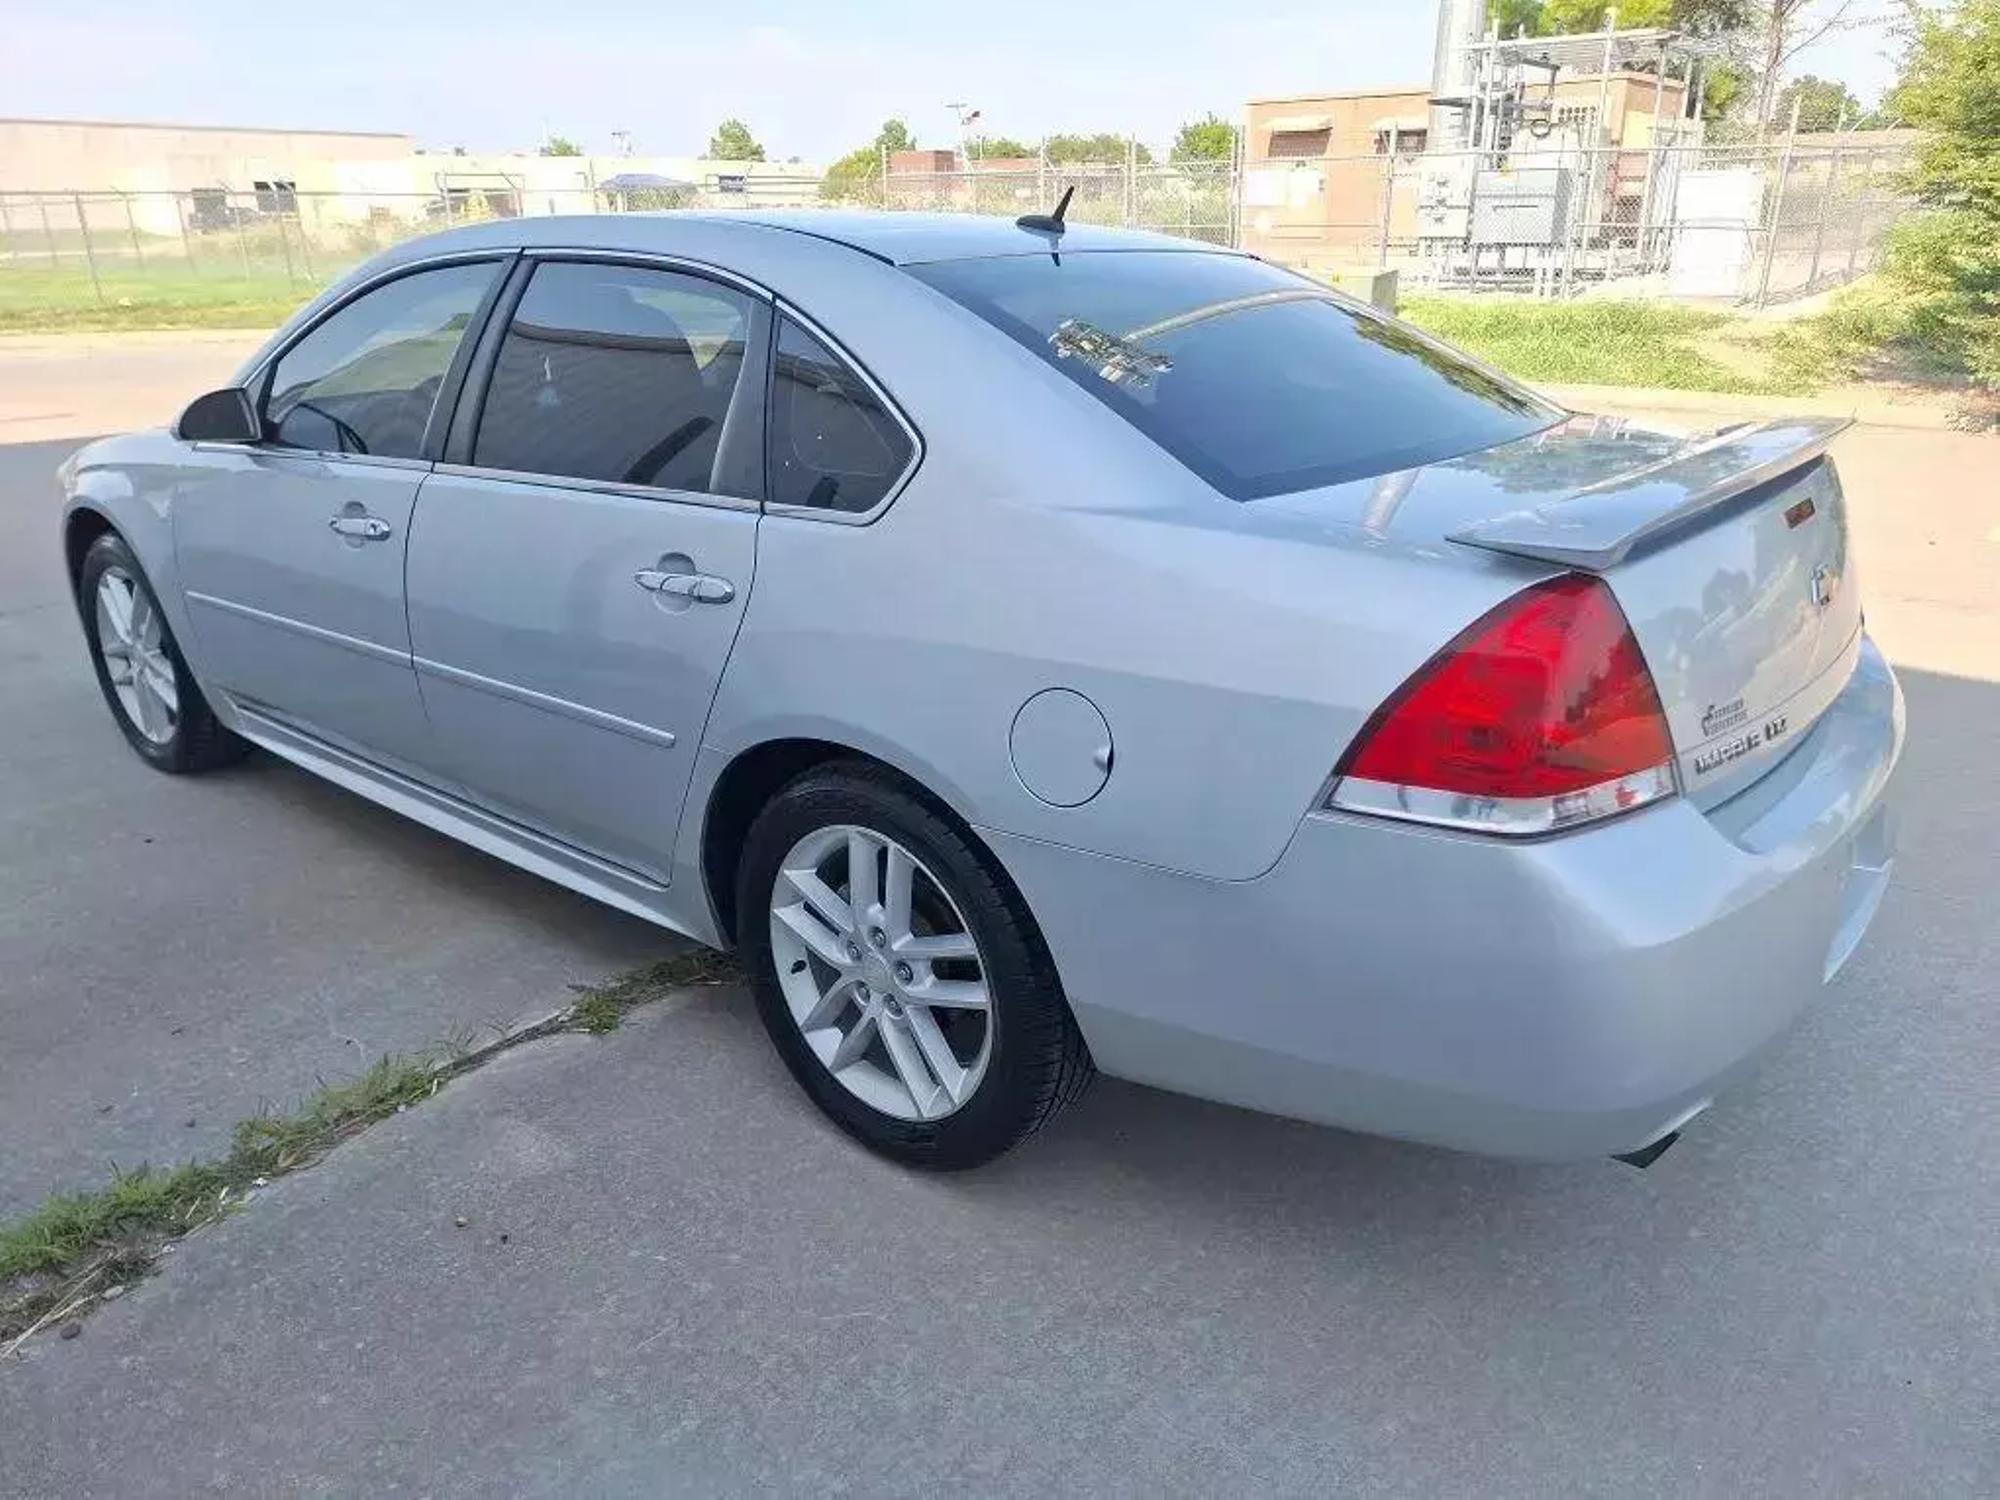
[
  {"left": 0, "top": 116, "right": 822, "bottom": 238},
  {"left": 1241, "top": 0, "right": 1718, "bottom": 291}
]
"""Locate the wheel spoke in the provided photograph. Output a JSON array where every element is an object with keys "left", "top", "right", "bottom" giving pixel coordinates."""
[
  {"left": 774, "top": 900, "right": 854, "bottom": 971},
  {"left": 882, "top": 844, "right": 915, "bottom": 942},
  {"left": 895, "top": 930, "right": 978, "bottom": 963},
  {"left": 129, "top": 588, "right": 157, "bottom": 650},
  {"left": 782, "top": 866, "right": 853, "bottom": 937},
  {"left": 98, "top": 579, "right": 135, "bottom": 646},
  {"left": 140, "top": 653, "right": 178, "bottom": 715},
  {"left": 878, "top": 1011, "right": 943, "bottom": 1117},
  {"left": 846, "top": 830, "right": 881, "bottom": 922},
  {"left": 800, "top": 973, "right": 858, "bottom": 1032},
  {"left": 903, "top": 1005, "right": 968, "bottom": 1106},
  {"left": 908, "top": 977, "right": 989, "bottom": 1011},
  {"left": 131, "top": 668, "right": 165, "bottom": 739},
  {"left": 827, "top": 1007, "right": 878, "bottom": 1072}
]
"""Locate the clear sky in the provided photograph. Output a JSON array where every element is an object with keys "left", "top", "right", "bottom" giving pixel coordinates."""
[{"left": 10, "top": 0, "right": 1907, "bottom": 162}]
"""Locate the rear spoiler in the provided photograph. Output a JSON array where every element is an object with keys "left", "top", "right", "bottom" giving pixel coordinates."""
[{"left": 1448, "top": 416, "right": 1852, "bottom": 570}]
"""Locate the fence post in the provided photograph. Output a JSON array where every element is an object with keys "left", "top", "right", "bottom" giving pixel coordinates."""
[
  {"left": 122, "top": 194, "right": 144, "bottom": 265},
  {"left": 1846, "top": 149, "right": 1876, "bottom": 279},
  {"left": 1229, "top": 128, "right": 1243, "bottom": 249},
  {"left": 1807, "top": 141, "right": 1842, "bottom": 291},
  {"left": 275, "top": 205, "right": 297, "bottom": 287},
  {"left": 1125, "top": 137, "right": 1137, "bottom": 228},
  {"left": 293, "top": 200, "right": 315, "bottom": 282},
  {"left": 1754, "top": 95, "right": 1804, "bottom": 307},
  {"left": 73, "top": 194, "right": 105, "bottom": 305},
  {"left": 233, "top": 199, "right": 252, "bottom": 274},
  {"left": 173, "top": 191, "right": 195, "bottom": 271},
  {"left": 880, "top": 143, "right": 889, "bottom": 208},
  {"left": 1635, "top": 41, "right": 1671, "bottom": 268},
  {"left": 0, "top": 195, "right": 13, "bottom": 255},
  {"left": 1376, "top": 132, "right": 1397, "bottom": 269},
  {"left": 39, "top": 198, "right": 60, "bottom": 267}
]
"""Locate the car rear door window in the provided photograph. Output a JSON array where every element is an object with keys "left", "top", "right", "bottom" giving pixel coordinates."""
[
  {"left": 766, "top": 316, "right": 914, "bottom": 514},
  {"left": 264, "top": 261, "right": 500, "bottom": 459},
  {"left": 909, "top": 251, "right": 1560, "bottom": 500},
  {"left": 473, "top": 261, "right": 757, "bottom": 496}
]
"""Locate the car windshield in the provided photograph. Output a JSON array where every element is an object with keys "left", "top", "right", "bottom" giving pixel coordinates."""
[{"left": 909, "top": 251, "right": 1560, "bottom": 500}]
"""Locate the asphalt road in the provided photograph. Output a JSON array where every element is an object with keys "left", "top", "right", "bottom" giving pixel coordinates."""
[{"left": 2, "top": 409, "right": 1997, "bottom": 1493}]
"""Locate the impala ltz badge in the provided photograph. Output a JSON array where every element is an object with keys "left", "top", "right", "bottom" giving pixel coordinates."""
[{"left": 1693, "top": 714, "right": 1791, "bottom": 777}]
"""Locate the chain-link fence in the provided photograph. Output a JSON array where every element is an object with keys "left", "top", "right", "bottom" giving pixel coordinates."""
[
  {"left": 1237, "top": 138, "right": 1913, "bottom": 305},
  {"left": 0, "top": 139, "right": 1910, "bottom": 327}
]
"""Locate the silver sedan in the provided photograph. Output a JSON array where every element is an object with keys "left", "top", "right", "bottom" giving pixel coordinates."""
[{"left": 58, "top": 211, "right": 1903, "bottom": 1168}]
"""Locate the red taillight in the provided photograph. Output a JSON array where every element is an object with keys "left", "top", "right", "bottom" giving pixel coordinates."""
[{"left": 1328, "top": 574, "right": 1677, "bottom": 834}]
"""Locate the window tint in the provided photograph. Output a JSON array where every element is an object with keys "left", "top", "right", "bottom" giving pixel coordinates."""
[
  {"left": 909, "top": 252, "right": 1559, "bottom": 501},
  {"left": 767, "top": 317, "right": 913, "bottom": 514},
  {"left": 264, "top": 261, "right": 499, "bottom": 458},
  {"left": 473, "top": 262, "right": 755, "bottom": 494}
]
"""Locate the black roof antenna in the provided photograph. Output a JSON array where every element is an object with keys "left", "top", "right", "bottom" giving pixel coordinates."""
[{"left": 1016, "top": 184, "right": 1074, "bottom": 235}]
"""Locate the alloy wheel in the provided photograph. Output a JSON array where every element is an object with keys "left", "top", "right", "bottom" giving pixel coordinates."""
[
  {"left": 95, "top": 565, "right": 179, "bottom": 746},
  {"left": 768, "top": 823, "right": 994, "bottom": 1122}
]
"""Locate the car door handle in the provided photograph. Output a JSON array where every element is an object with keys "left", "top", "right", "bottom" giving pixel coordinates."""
[
  {"left": 327, "top": 514, "right": 393, "bottom": 541},
  {"left": 634, "top": 569, "right": 735, "bottom": 604}
]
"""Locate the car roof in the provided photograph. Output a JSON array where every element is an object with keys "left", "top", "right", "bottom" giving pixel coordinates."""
[{"left": 675, "top": 210, "right": 1228, "bottom": 265}]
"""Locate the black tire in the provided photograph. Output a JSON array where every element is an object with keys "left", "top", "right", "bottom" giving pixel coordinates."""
[
  {"left": 77, "top": 532, "right": 248, "bottom": 774},
  {"left": 737, "top": 760, "right": 1092, "bottom": 1169}
]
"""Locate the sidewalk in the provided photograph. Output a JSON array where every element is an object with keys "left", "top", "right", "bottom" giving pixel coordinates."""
[
  {"left": 1541, "top": 379, "right": 1969, "bottom": 432},
  {"left": 0, "top": 330, "right": 267, "bottom": 445}
]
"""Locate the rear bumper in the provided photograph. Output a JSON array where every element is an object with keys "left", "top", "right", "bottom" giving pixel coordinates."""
[{"left": 989, "top": 637, "right": 1904, "bottom": 1159}]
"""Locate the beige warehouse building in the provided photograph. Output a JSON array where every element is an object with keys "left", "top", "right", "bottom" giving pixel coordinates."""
[{"left": 0, "top": 116, "right": 415, "bottom": 194}]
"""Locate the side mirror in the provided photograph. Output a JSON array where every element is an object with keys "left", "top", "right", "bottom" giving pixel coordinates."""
[{"left": 176, "top": 387, "right": 260, "bottom": 444}]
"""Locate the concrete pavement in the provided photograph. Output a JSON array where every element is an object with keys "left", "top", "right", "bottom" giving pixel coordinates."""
[
  {"left": 2, "top": 340, "right": 1997, "bottom": 1494},
  {"left": 0, "top": 438, "right": 674, "bottom": 1216}
]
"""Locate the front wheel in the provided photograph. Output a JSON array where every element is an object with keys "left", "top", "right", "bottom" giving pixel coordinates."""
[
  {"left": 78, "top": 532, "right": 247, "bottom": 774},
  {"left": 737, "top": 762, "right": 1091, "bottom": 1169}
]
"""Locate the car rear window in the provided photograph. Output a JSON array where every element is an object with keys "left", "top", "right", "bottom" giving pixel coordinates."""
[{"left": 908, "top": 251, "right": 1559, "bottom": 500}]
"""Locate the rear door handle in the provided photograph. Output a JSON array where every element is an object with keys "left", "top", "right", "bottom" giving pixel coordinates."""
[
  {"left": 328, "top": 514, "right": 393, "bottom": 541},
  {"left": 634, "top": 569, "right": 735, "bottom": 604}
]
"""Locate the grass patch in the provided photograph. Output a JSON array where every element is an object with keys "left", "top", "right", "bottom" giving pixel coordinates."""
[
  {"left": 1, "top": 948, "right": 737, "bottom": 1349},
  {"left": 0, "top": 265, "right": 318, "bottom": 334},
  {"left": 1402, "top": 282, "right": 1966, "bottom": 401},
  {"left": 568, "top": 950, "right": 737, "bottom": 1034},
  {"left": 1402, "top": 296, "right": 1765, "bottom": 393}
]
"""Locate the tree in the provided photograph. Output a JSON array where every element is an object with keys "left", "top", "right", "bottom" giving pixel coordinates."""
[
  {"left": 1881, "top": 0, "right": 2000, "bottom": 387},
  {"left": 1776, "top": 73, "right": 1863, "bottom": 131},
  {"left": 820, "top": 119, "right": 918, "bottom": 202},
  {"left": 1699, "top": 61, "right": 1750, "bottom": 122},
  {"left": 707, "top": 119, "right": 766, "bottom": 161},
  {"left": 539, "top": 135, "right": 582, "bottom": 157},
  {"left": 970, "top": 135, "right": 1035, "bottom": 160},
  {"left": 1497, "top": 0, "right": 1750, "bottom": 36},
  {"left": 1540, "top": 0, "right": 1674, "bottom": 30},
  {"left": 1045, "top": 132, "right": 1153, "bottom": 165},
  {"left": 1171, "top": 114, "right": 1236, "bottom": 163},
  {"left": 1745, "top": 1, "right": 1863, "bottom": 132}
]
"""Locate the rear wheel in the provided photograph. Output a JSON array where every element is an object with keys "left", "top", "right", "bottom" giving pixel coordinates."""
[
  {"left": 78, "top": 532, "right": 247, "bottom": 774},
  {"left": 737, "top": 762, "right": 1091, "bottom": 1169}
]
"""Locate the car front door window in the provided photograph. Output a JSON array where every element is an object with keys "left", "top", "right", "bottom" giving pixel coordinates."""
[{"left": 263, "top": 261, "right": 501, "bottom": 458}]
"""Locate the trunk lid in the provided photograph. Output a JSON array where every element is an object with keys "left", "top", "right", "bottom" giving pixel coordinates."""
[{"left": 1444, "top": 415, "right": 1862, "bottom": 806}]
